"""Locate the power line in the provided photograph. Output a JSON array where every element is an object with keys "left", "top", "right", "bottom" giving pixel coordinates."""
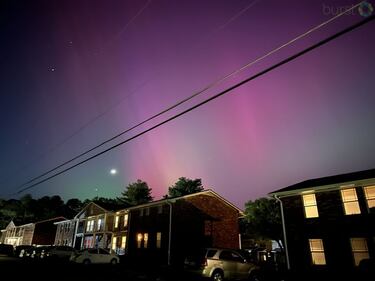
[
  {"left": 0, "top": 0, "right": 260, "bottom": 187},
  {"left": 0, "top": 79, "right": 150, "bottom": 186},
  {"left": 9, "top": 3, "right": 364, "bottom": 194},
  {"left": 14, "top": 14, "right": 375, "bottom": 195},
  {"left": 101, "top": 0, "right": 153, "bottom": 51}
]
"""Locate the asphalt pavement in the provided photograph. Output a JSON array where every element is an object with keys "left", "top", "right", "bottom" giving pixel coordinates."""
[{"left": 0, "top": 255, "right": 192, "bottom": 281}]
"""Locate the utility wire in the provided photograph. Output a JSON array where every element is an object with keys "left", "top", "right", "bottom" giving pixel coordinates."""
[
  {"left": 9, "top": 3, "right": 364, "bottom": 194},
  {"left": 14, "top": 14, "right": 375, "bottom": 195},
  {"left": 1, "top": 0, "right": 259, "bottom": 187}
]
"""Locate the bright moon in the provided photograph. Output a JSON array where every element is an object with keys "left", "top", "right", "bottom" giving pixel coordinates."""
[{"left": 110, "top": 169, "right": 117, "bottom": 175}]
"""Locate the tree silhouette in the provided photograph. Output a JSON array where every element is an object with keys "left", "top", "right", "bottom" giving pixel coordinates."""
[
  {"left": 244, "top": 197, "right": 284, "bottom": 250},
  {"left": 119, "top": 179, "right": 153, "bottom": 206},
  {"left": 166, "top": 177, "right": 204, "bottom": 198}
]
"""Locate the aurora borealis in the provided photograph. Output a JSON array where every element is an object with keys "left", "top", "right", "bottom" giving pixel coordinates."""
[{"left": 1, "top": 0, "right": 374, "bottom": 208}]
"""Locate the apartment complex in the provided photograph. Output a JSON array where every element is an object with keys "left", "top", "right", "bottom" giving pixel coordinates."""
[
  {"left": 270, "top": 169, "right": 375, "bottom": 273},
  {"left": 1, "top": 217, "right": 65, "bottom": 247}
]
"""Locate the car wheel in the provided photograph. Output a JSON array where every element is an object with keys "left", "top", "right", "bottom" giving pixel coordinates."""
[
  {"left": 83, "top": 259, "right": 91, "bottom": 265},
  {"left": 110, "top": 258, "right": 117, "bottom": 265},
  {"left": 211, "top": 270, "right": 224, "bottom": 281}
]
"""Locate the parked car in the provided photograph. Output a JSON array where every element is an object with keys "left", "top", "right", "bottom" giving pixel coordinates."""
[
  {"left": 44, "top": 245, "right": 76, "bottom": 261},
  {"left": 15, "top": 245, "right": 34, "bottom": 258},
  {"left": 184, "top": 248, "right": 261, "bottom": 281},
  {"left": 0, "top": 244, "right": 14, "bottom": 257},
  {"left": 70, "top": 248, "right": 119, "bottom": 264}
]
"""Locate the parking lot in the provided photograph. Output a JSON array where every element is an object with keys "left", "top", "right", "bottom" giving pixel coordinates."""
[{"left": 0, "top": 255, "right": 190, "bottom": 281}]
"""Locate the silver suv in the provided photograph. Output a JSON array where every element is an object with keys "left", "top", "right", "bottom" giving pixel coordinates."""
[{"left": 184, "top": 248, "right": 261, "bottom": 281}]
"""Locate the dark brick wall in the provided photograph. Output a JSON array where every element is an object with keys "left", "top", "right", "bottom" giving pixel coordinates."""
[
  {"left": 282, "top": 187, "right": 375, "bottom": 272},
  {"left": 32, "top": 219, "right": 63, "bottom": 245},
  {"left": 127, "top": 194, "right": 241, "bottom": 266},
  {"left": 128, "top": 205, "right": 170, "bottom": 264},
  {"left": 183, "top": 194, "right": 240, "bottom": 249}
]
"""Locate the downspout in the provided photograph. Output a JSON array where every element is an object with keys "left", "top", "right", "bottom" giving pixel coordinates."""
[
  {"left": 167, "top": 201, "right": 173, "bottom": 266},
  {"left": 274, "top": 195, "right": 290, "bottom": 270}
]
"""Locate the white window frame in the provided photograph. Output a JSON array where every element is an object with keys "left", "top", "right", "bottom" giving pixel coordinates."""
[
  {"left": 114, "top": 216, "right": 119, "bottom": 228},
  {"left": 302, "top": 193, "right": 319, "bottom": 218},
  {"left": 341, "top": 188, "right": 361, "bottom": 215},
  {"left": 86, "top": 220, "right": 94, "bottom": 232},
  {"left": 97, "top": 218, "right": 103, "bottom": 231},
  {"left": 364, "top": 185, "right": 375, "bottom": 209},
  {"left": 309, "top": 239, "right": 326, "bottom": 265}
]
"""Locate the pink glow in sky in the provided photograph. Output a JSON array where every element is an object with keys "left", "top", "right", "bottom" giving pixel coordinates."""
[{"left": 0, "top": 0, "right": 374, "bottom": 209}]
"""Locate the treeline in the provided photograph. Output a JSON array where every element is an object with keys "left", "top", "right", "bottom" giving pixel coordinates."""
[
  {"left": 0, "top": 177, "right": 283, "bottom": 249},
  {"left": 0, "top": 177, "right": 204, "bottom": 229}
]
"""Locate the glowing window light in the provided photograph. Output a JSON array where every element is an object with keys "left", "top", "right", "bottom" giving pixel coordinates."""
[
  {"left": 302, "top": 193, "right": 319, "bottom": 218},
  {"left": 309, "top": 239, "right": 326, "bottom": 265},
  {"left": 341, "top": 188, "right": 361, "bottom": 215}
]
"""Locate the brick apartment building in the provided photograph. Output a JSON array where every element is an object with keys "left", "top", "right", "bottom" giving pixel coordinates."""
[
  {"left": 1, "top": 217, "right": 65, "bottom": 247},
  {"left": 270, "top": 169, "right": 375, "bottom": 273},
  {"left": 126, "top": 189, "right": 244, "bottom": 266}
]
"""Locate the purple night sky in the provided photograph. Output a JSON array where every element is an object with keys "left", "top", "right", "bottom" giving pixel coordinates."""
[{"left": 0, "top": 0, "right": 374, "bottom": 209}]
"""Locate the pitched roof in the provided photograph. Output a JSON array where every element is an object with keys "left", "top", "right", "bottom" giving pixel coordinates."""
[
  {"left": 34, "top": 216, "right": 66, "bottom": 224},
  {"left": 74, "top": 202, "right": 109, "bottom": 219},
  {"left": 269, "top": 168, "right": 375, "bottom": 196},
  {"left": 126, "top": 189, "right": 244, "bottom": 215}
]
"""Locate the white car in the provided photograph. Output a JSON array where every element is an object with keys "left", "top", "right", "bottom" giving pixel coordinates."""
[{"left": 70, "top": 248, "right": 119, "bottom": 264}]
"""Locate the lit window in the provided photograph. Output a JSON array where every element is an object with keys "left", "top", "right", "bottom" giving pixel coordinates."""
[
  {"left": 144, "top": 233, "right": 148, "bottom": 248},
  {"left": 140, "top": 209, "right": 144, "bottom": 216},
  {"left": 121, "top": 236, "right": 127, "bottom": 249},
  {"left": 350, "top": 238, "right": 369, "bottom": 266},
  {"left": 364, "top": 186, "right": 375, "bottom": 208},
  {"left": 86, "top": 220, "right": 94, "bottom": 232},
  {"left": 124, "top": 214, "right": 128, "bottom": 227},
  {"left": 97, "top": 218, "right": 103, "bottom": 231},
  {"left": 112, "top": 237, "right": 117, "bottom": 251},
  {"left": 341, "top": 188, "right": 361, "bottom": 215},
  {"left": 157, "top": 205, "right": 163, "bottom": 214},
  {"left": 115, "top": 216, "right": 119, "bottom": 228},
  {"left": 309, "top": 239, "right": 326, "bottom": 265},
  {"left": 137, "top": 233, "right": 143, "bottom": 248},
  {"left": 302, "top": 193, "right": 319, "bottom": 218},
  {"left": 145, "top": 208, "right": 150, "bottom": 216},
  {"left": 156, "top": 232, "right": 161, "bottom": 249}
]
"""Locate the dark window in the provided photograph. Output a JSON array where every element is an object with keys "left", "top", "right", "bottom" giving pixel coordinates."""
[
  {"left": 88, "top": 249, "right": 97, "bottom": 254},
  {"left": 99, "top": 248, "right": 109, "bottom": 255},
  {"left": 219, "top": 251, "right": 243, "bottom": 262},
  {"left": 206, "top": 250, "right": 217, "bottom": 258}
]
